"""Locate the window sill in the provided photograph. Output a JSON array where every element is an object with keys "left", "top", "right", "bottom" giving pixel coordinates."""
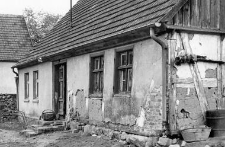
[
  {"left": 32, "top": 99, "right": 39, "bottom": 103},
  {"left": 113, "top": 93, "right": 131, "bottom": 98},
  {"left": 24, "top": 99, "right": 30, "bottom": 103},
  {"left": 89, "top": 93, "right": 103, "bottom": 99}
]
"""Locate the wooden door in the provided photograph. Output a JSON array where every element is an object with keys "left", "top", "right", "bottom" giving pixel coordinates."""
[
  {"left": 54, "top": 63, "right": 66, "bottom": 119},
  {"left": 58, "top": 65, "right": 65, "bottom": 116}
]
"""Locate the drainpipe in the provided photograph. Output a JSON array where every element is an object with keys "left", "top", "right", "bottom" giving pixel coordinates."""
[
  {"left": 12, "top": 67, "right": 18, "bottom": 77},
  {"left": 149, "top": 26, "right": 168, "bottom": 125},
  {"left": 12, "top": 67, "right": 19, "bottom": 110}
]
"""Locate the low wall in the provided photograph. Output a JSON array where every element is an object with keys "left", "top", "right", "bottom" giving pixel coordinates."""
[{"left": 0, "top": 94, "right": 17, "bottom": 121}]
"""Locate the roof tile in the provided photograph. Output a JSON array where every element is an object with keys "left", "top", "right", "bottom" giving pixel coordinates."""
[
  {"left": 16, "top": 0, "right": 178, "bottom": 67},
  {"left": 0, "top": 14, "right": 32, "bottom": 61}
]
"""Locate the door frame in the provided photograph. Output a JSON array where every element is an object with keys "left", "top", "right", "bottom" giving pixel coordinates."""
[{"left": 52, "top": 59, "right": 67, "bottom": 119}]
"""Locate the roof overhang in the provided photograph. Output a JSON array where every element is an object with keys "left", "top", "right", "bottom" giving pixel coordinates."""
[{"left": 14, "top": 24, "right": 169, "bottom": 69}]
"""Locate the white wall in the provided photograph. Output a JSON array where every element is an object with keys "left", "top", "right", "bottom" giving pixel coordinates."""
[
  {"left": 67, "top": 38, "right": 164, "bottom": 130},
  {"left": 0, "top": 62, "right": 17, "bottom": 94},
  {"left": 18, "top": 62, "right": 53, "bottom": 118}
]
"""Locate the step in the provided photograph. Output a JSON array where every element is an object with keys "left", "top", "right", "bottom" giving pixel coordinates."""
[
  {"left": 37, "top": 120, "right": 66, "bottom": 126},
  {"left": 20, "top": 129, "right": 39, "bottom": 138},
  {"left": 34, "top": 125, "right": 65, "bottom": 134},
  {"left": 20, "top": 120, "right": 66, "bottom": 137},
  {"left": 37, "top": 120, "right": 54, "bottom": 126}
]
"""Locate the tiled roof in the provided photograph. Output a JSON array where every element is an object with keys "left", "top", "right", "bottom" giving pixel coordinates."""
[
  {"left": 16, "top": 0, "right": 180, "bottom": 67},
  {"left": 0, "top": 14, "right": 32, "bottom": 61}
]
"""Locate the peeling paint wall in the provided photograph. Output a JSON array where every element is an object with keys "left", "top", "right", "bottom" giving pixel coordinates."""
[
  {"left": 89, "top": 99, "right": 103, "bottom": 121},
  {"left": 103, "top": 39, "right": 163, "bottom": 131},
  {"left": 169, "top": 32, "right": 223, "bottom": 131},
  {"left": 67, "top": 38, "right": 163, "bottom": 131},
  {"left": 67, "top": 54, "right": 90, "bottom": 118},
  {"left": 0, "top": 62, "right": 17, "bottom": 94},
  {"left": 75, "top": 89, "right": 86, "bottom": 117},
  {"left": 18, "top": 62, "right": 53, "bottom": 118}
]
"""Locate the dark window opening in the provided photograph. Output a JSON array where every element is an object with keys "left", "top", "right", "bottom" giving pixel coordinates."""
[
  {"left": 90, "top": 56, "right": 104, "bottom": 96},
  {"left": 24, "top": 73, "right": 29, "bottom": 99},
  {"left": 115, "top": 50, "right": 133, "bottom": 94},
  {"left": 33, "top": 71, "right": 39, "bottom": 99}
]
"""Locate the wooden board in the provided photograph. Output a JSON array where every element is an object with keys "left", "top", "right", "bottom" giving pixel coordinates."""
[
  {"left": 168, "top": 37, "right": 178, "bottom": 133},
  {"left": 190, "top": 0, "right": 200, "bottom": 27},
  {"left": 171, "top": 0, "right": 223, "bottom": 30},
  {"left": 201, "top": 0, "right": 211, "bottom": 28},
  {"left": 220, "top": 0, "right": 225, "bottom": 30},
  {"left": 210, "top": 0, "right": 220, "bottom": 29}
]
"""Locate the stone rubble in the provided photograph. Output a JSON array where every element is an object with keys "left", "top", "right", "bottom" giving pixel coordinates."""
[
  {"left": 69, "top": 120, "right": 189, "bottom": 147},
  {"left": 0, "top": 94, "right": 17, "bottom": 122}
]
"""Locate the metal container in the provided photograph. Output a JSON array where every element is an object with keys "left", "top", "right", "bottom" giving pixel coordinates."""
[
  {"left": 206, "top": 109, "right": 225, "bottom": 137},
  {"left": 41, "top": 110, "right": 56, "bottom": 121},
  {"left": 181, "top": 127, "right": 211, "bottom": 142}
]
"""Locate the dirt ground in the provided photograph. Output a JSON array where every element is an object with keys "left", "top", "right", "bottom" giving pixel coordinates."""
[{"left": 0, "top": 121, "right": 120, "bottom": 147}]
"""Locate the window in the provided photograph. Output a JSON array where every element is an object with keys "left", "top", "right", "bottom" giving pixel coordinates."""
[
  {"left": 24, "top": 73, "right": 29, "bottom": 99},
  {"left": 33, "top": 71, "right": 39, "bottom": 99},
  {"left": 90, "top": 56, "right": 104, "bottom": 96},
  {"left": 115, "top": 50, "right": 133, "bottom": 94}
]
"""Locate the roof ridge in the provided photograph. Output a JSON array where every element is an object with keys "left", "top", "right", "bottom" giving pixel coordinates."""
[{"left": 0, "top": 14, "right": 23, "bottom": 17}]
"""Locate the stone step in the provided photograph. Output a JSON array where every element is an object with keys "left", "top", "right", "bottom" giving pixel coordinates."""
[
  {"left": 37, "top": 120, "right": 66, "bottom": 126},
  {"left": 20, "top": 121, "right": 66, "bottom": 137},
  {"left": 20, "top": 129, "right": 39, "bottom": 138},
  {"left": 34, "top": 125, "right": 65, "bottom": 134},
  {"left": 37, "top": 120, "right": 54, "bottom": 126}
]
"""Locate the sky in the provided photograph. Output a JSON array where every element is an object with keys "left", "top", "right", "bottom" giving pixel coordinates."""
[{"left": 0, "top": 0, "right": 79, "bottom": 16}]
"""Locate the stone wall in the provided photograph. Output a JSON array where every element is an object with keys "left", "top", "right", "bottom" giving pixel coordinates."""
[{"left": 0, "top": 94, "right": 17, "bottom": 121}]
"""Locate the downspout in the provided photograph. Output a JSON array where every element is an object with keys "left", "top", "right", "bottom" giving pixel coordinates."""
[
  {"left": 149, "top": 26, "right": 168, "bottom": 125},
  {"left": 12, "top": 67, "right": 19, "bottom": 110},
  {"left": 12, "top": 67, "right": 18, "bottom": 77}
]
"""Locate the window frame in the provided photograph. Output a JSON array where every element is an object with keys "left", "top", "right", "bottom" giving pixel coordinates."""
[
  {"left": 114, "top": 49, "right": 133, "bottom": 95},
  {"left": 33, "top": 71, "right": 39, "bottom": 99},
  {"left": 89, "top": 55, "right": 104, "bottom": 98},
  {"left": 24, "top": 73, "right": 29, "bottom": 99}
]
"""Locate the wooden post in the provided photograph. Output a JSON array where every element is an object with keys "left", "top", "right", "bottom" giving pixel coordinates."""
[{"left": 168, "top": 37, "right": 178, "bottom": 134}]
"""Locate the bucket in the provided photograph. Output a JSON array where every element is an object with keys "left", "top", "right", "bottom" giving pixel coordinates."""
[
  {"left": 181, "top": 127, "right": 211, "bottom": 142},
  {"left": 206, "top": 109, "right": 225, "bottom": 137},
  {"left": 41, "top": 110, "right": 56, "bottom": 121}
]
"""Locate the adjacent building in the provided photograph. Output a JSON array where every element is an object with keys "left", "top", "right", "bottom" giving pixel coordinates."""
[{"left": 0, "top": 14, "right": 31, "bottom": 95}]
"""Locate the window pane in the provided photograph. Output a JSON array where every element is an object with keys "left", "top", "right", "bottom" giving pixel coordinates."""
[
  {"left": 127, "top": 69, "right": 132, "bottom": 91},
  {"left": 37, "top": 82, "right": 39, "bottom": 97},
  {"left": 33, "top": 71, "right": 38, "bottom": 99},
  {"left": 27, "top": 83, "right": 29, "bottom": 97},
  {"left": 59, "top": 68, "right": 63, "bottom": 79},
  {"left": 119, "top": 69, "right": 127, "bottom": 92},
  {"left": 100, "top": 56, "right": 104, "bottom": 69},
  {"left": 94, "top": 57, "right": 100, "bottom": 70},
  {"left": 27, "top": 73, "right": 29, "bottom": 81},
  {"left": 120, "top": 52, "right": 127, "bottom": 66},
  {"left": 128, "top": 51, "right": 133, "bottom": 65},
  {"left": 99, "top": 71, "right": 103, "bottom": 92},
  {"left": 93, "top": 72, "right": 100, "bottom": 92},
  {"left": 25, "top": 73, "right": 29, "bottom": 99},
  {"left": 59, "top": 81, "right": 63, "bottom": 98}
]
